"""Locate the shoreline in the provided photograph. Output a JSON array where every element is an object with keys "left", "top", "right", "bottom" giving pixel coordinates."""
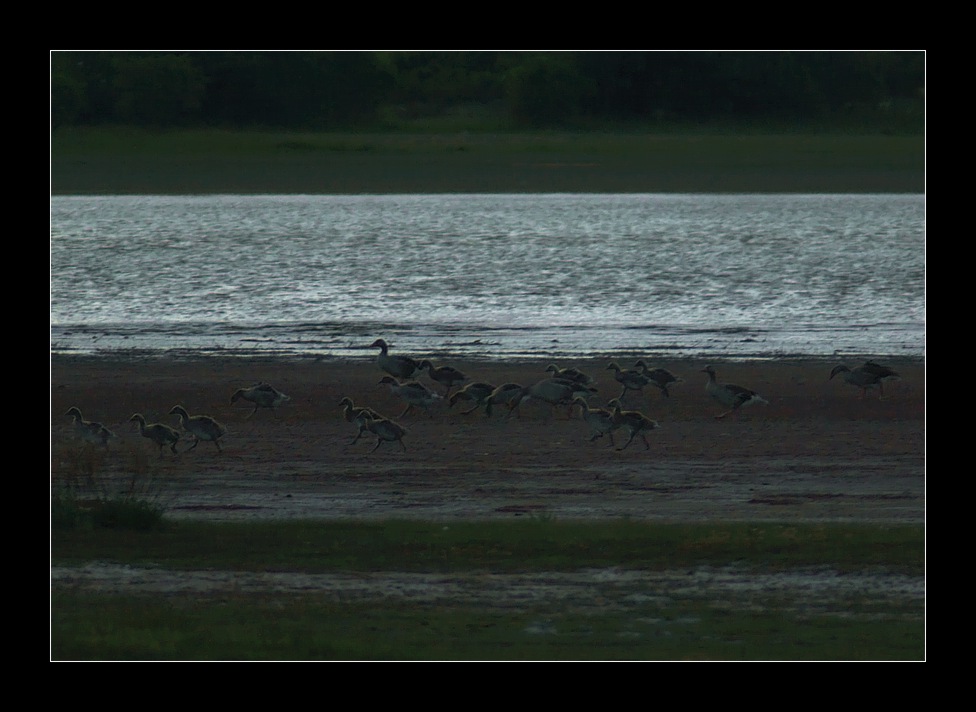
[
  {"left": 51, "top": 131, "right": 925, "bottom": 196},
  {"left": 52, "top": 354, "right": 925, "bottom": 525},
  {"left": 50, "top": 351, "right": 926, "bottom": 367}
]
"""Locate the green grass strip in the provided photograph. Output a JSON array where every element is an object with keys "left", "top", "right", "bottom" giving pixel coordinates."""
[
  {"left": 51, "top": 590, "right": 923, "bottom": 661},
  {"left": 51, "top": 519, "right": 924, "bottom": 575}
]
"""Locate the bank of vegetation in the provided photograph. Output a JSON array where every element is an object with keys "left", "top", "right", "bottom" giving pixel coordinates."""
[
  {"left": 51, "top": 52, "right": 925, "bottom": 194},
  {"left": 51, "top": 51, "right": 924, "bottom": 134},
  {"left": 51, "top": 518, "right": 924, "bottom": 661}
]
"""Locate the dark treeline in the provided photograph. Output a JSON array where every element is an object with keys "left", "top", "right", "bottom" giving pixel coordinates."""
[{"left": 51, "top": 51, "right": 925, "bottom": 132}]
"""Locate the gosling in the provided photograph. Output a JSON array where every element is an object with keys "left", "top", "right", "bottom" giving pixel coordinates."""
[
  {"left": 230, "top": 382, "right": 291, "bottom": 418},
  {"left": 169, "top": 405, "right": 227, "bottom": 452},
  {"left": 64, "top": 406, "right": 115, "bottom": 447},
  {"left": 129, "top": 413, "right": 181, "bottom": 455}
]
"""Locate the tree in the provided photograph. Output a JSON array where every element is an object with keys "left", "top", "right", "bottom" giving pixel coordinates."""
[
  {"left": 50, "top": 53, "right": 87, "bottom": 128},
  {"left": 505, "top": 53, "right": 593, "bottom": 127},
  {"left": 111, "top": 53, "right": 206, "bottom": 126},
  {"left": 49, "top": 50, "right": 925, "bottom": 132}
]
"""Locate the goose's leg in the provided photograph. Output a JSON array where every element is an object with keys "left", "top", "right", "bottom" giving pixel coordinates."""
[
  {"left": 398, "top": 440, "right": 407, "bottom": 452},
  {"left": 370, "top": 438, "right": 382, "bottom": 453},
  {"left": 506, "top": 400, "right": 523, "bottom": 421},
  {"left": 618, "top": 430, "right": 637, "bottom": 451},
  {"left": 187, "top": 438, "right": 200, "bottom": 451},
  {"left": 399, "top": 403, "right": 412, "bottom": 418}
]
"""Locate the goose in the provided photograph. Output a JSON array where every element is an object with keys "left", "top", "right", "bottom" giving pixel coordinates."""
[
  {"left": 338, "top": 397, "right": 386, "bottom": 445},
  {"left": 549, "top": 377, "right": 599, "bottom": 416},
  {"left": 606, "top": 361, "right": 651, "bottom": 400},
  {"left": 701, "top": 365, "right": 768, "bottom": 419},
  {"left": 419, "top": 359, "right": 468, "bottom": 396},
  {"left": 829, "top": 361, "right": 901, "bottom": 399},
  {"left": 572, "top": 396, "right": 617, "bottom": 447},
  {"left": 369, "top": 338, "right": 421, "bottom": 380},
  {"left": 509, "top": 378, "right": 582, "bottom": 419},
  {"left": 545, "top": 363, "right": 594, "bottom": 386},
  {"left": 448, "top": 381, "right": 497, "bottom": 415},
  {"left": 606, "top": 399, "right": 659, "bottom": 451},
  {"left": 230, "top": 382, "right": 291, "bottom": 418},
  {"left": 484, "top": 383, "right": 526, "bottom": 418},
  {"left": 64, "top": 406, "right": 115, "bottom": 447},
  {"left": 168, "top": 405, "right": 227, "bottom": 452},
  {"left": 378, "top": 376, "right": 442, "bottom": 418},
  {"left": 129, "top": 413, "right": 180, "bottom": 455},
  {"left": 548, "top": 376, "right": 598, "bottom": 397},
  {"left": 360, "top": 412, "right": 408, "bottom": 453},
  {"left": 863, "top": 361, "right": 900, "bottom": 379},
  {"left": 633, "top": 361, "right": 683, "bottom": 398}
]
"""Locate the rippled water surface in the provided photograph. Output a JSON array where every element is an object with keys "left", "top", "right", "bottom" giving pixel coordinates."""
[{"left": 50, "top": 193, "right": 925, "bottom": 361}]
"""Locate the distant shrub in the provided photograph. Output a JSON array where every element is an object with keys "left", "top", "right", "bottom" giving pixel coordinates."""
[
  {"left": 52, "top": 488, "right": 166, "bottom": 531},
  {"left": 51, "top": 441, "right": 167, "bottom": 531}
]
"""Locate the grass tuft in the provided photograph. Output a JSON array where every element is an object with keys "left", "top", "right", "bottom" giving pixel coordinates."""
[
  {"left": 51, "top": 443, "right": 167, "bottom": 531},
  {"left": 52, "top": 487, "right": 166, "bottom": 532}
]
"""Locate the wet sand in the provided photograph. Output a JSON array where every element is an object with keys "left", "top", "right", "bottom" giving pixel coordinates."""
[{"left": 51, "top": 355, "right": 925, "bottom": 524}]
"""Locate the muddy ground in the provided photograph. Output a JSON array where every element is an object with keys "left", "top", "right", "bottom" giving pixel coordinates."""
[
  {"left": 51, "top": 355, "right": 925, "bottom": 524},
  {"left": 51, "top": 356, "right": 925, "bottom": 615}
]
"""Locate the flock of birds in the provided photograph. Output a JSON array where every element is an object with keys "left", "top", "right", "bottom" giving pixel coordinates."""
[
  {"left": 332, "top": 339, "right": 900, "bottom": 453},
  {"left": 61, "top": 337, "right": 901, "bottom": 456},
  {"left": 62, "top": 382, "right": 291, "bottom": 456}
]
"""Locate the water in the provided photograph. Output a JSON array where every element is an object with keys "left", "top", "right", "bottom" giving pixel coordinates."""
[{"left": 50, "top": 193, "right": 925, "bottom": 362}]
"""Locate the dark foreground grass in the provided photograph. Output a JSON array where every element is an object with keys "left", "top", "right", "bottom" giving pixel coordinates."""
[
  {"left": 51, "top": 519, "right": 923, "bottom": 574},
  {"left": 51, "top": 127, "right": 924, "bottom": 194},
  {"left": 51, "top": 519, "right": 925, "bottom": 661},
  {"left": 52, "top": 591, "right": 922, "bottom": 661}
]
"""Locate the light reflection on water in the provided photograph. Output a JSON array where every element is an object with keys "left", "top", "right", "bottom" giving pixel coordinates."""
[{"left": 50, "top": 193, "right": 924, "bottom": 361}]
